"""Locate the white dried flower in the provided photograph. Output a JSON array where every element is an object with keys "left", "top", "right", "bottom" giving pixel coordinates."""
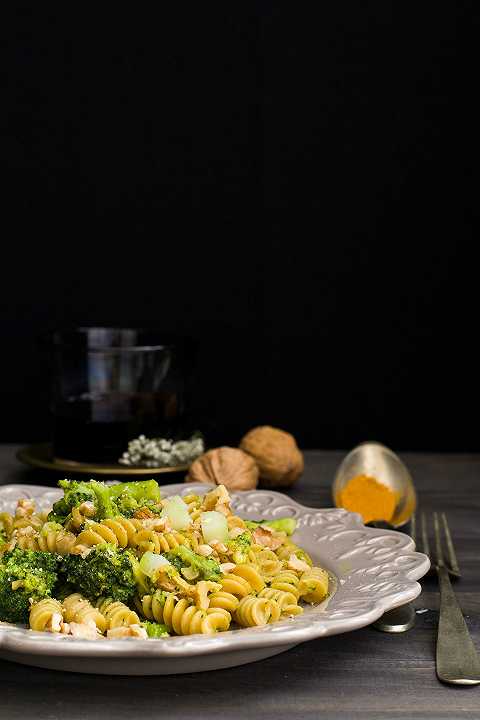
[{"left": 118, "top": 434, "right": 204, "bottom": 468}]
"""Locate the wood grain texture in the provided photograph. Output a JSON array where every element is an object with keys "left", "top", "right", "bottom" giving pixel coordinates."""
[{"left": 1, "top": 445, "right": 480, "bottom": 720}]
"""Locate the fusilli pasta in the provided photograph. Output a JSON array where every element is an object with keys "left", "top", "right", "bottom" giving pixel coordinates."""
[
  {"left": 63, "top": 593, "right": 107, "bottom": 632},
  {"left": 29, "top": 598, "right": 64, "bottom": 632},
  {"left": 4, "top": 480, "right": 330, "bottom": 642}
]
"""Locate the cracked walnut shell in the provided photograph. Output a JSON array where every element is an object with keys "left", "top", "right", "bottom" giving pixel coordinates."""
[
  {"left": 239, "top": 425, "right": 304, "bottom": 487},
  {"left": 185, "top": 446, "right": 259, "bottom": 490}
]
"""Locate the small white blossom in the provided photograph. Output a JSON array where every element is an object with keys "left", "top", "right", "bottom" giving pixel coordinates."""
[{"left": 118, "top": 434, "right": 204, "bottom": 468}]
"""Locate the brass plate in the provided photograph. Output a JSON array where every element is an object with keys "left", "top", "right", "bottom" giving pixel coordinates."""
[{"left": 17, "top": 443, "right": 189, "bottom": 476}]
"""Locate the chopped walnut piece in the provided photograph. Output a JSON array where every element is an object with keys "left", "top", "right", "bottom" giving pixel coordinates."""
[
  {"left": 68, "top": 620, "right": 101, "bottom": 640},
  {"left": 17, "top": 525, "right": 36, "bottom": 538},
  {"left": 228, "top": 527, "right": 245, "bottom": 540},
  {"left": 140, "top": 517, "right": 170, "bottom": 532},
  {"left": 133, "top": 506, "right": 158, "bottom": 520},
  {"left": 71, "top": 544, "right": 93, "bottom": 559},
  {"left": 47, "top": 612, "right": 63, "bottom": 633},
  {"left": 219, "top": 562, "right": 236, "bottom": 574},
  {"left": 11, "top": 580, "right": 24, "bottom": 590},
  {"left": 15, "top": 499, "right": 35, "bottom": 518},
  {"left": 209, "top": 540, "right": 228, "bottom": 553},
  {"left": 253, "top": 526, "right": 284, "bottom": 550},
  {"left": 78, "top": 501, "right": 96, "bottom": 517},
  {"left": 197, "top": 544, "right": 214, "bottom": 557},
  {"left": 201, "top": 484, "right": 232, "bottom": 516},
  {"left": 287, "top": 554, "right": 311, "bottom": 573},
  {"left": 107, "top": 624, "right": 148, "bottom": 639}
]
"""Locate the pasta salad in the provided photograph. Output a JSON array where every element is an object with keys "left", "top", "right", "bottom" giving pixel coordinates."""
[{"left": 0, "top": 480, "right": 329, "bottom": 640}]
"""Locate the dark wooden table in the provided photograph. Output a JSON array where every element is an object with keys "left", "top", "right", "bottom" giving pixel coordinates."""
[{"left": 1, "top": 444, "right": 479, "bottom": 719}]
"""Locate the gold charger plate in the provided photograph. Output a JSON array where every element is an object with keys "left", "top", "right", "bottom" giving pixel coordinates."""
[{"left": 17, "top": 443, "right": 189, "bottom": 476}]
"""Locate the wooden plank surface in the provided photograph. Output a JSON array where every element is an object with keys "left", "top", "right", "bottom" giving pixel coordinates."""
[{"left": 1, "top": 444, "right": 480, "bottom": 719}]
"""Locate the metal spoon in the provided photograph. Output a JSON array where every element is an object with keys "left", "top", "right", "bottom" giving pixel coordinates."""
[
  {"left": 332, "top": 443, "right": 417, "bottom": 632},
  {"left": 332, "top": 442, "right": 417, "bottom": 529}
]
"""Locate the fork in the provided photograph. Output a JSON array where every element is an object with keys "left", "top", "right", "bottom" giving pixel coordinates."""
[{"left": 415, "top": 511, "right": 480, "bottom": 685}]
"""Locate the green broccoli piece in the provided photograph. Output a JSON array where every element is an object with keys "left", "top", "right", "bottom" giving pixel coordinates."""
[
  {"left": 165, "top": 546, "right": 221, "bottom": 582},
  {"left": 60, "top": 544, "right": 136, "bottom": 604},
  {"left": 141, "top": 620, "right": 170, "bottom": 638},
  {"left": 49, "top": 479, "right": 96, "bottom": 524},
  {"left": 49, "top": 479, "right": 118, "bottom": 524},
  {"left": 245, "top": 517, "right": 297, "bottom": 536},
  {"left": 108, "top": 480, "right": 162, "bottom": 517},
  {"left": 227, "top": 531, "right": 252, "bottom": 564},
  {"left": 0, "top": 548, "right": 58, "bottom": 623},
  {"left": 109, "top": 480, "right": 161, "bottom": 504}
]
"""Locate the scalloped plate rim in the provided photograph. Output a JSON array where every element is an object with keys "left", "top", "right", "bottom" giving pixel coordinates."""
[{"left": 0, "top": 483, "right": 430, "bottom": 662}]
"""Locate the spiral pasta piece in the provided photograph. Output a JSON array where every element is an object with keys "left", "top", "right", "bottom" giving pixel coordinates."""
[
  {"left": 63, "top": 593, "right": 107, "bottom": 632},
  {"left": 258, "top": 588, "right": 303, "bottom": 616},
  {"left": 231, "top": 564, "right": 265, "bottom": 592},
  {"left": 270, "top": 570, "right": 301, "bottom": 599},
  {"left": 133, "top": 529, "right": 188, "bottom": 555},
  {"left": 220, "top": 573, "right": 252, "bottom": 598},
  {"left": 66, "top": 502, "right": 97, "bottom": 532},
  {"left": 135, "top": 592, "right": 231, "bottom": 635},
  {"left": 75, "top": 518, "right": 138, "bottom": 550},
  {"left": 167, "top": 599, "right": 231, "bottom": 635},
  {"left": 275, "top": 539, "right": 312, "bottom": 565},
  {"left": 234, "top": 596, "right": 281, "bottom": 627},
  {"left": 208, "top": 591, "right": 240, "bottom": 613},
  {"left": 298, "top": 566, "right": 329, "bottom": 603},
  {"left": 253, "top": 549, "right": 284, "bottom": 578},
  {"left": 135, "top": 591, "right": 174, "bottom": 625},
  {"left": 16, "top": 525, "right": 77, "bottom": 555},
  {"left": 96, "top": 597, "right": 140, "bottom": 629},
  {"left": 29, "top": 598, "right": 64, "bottom": 632}
]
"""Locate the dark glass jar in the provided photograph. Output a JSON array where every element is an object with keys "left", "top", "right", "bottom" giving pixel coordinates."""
[{"left": 50, "top": 328, "right": 191, "bottom": 463}]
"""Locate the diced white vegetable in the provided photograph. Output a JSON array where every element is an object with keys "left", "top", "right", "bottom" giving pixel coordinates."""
[
  {"left": 139, "top": 551, "right": 171, "bottom": 577},
  {"left": 161, "top": 495, "right": 192, "bottom": 530},
  {"left": 201, "top": 511, "right": 229, "bottom": 544}
]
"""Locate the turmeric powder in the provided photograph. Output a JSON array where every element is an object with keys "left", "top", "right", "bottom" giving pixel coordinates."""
[{"left": 338, "top": 474, "right": 397, "bottom": 524}]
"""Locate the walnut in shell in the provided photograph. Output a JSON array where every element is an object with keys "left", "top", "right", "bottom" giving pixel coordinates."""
[
  {"left": 185, "top": 446, "right": 259, "bottom": 490},
  {"left": 239, "top": 426, "right": 304, "bottom": 488}
]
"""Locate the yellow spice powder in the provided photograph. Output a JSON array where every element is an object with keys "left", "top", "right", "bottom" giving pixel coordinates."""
[{"left": 338, "top": 473, "right": 397, "bottom": 524}]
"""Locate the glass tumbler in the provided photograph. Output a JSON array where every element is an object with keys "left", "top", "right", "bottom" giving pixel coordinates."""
[{"left": 50, "top": 328, "right": 189, "bottom": 463}]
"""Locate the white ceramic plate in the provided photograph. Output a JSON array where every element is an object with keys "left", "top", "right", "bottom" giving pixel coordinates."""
[{"left": 0, "top": 483, "right": 430, "bottom": 675}]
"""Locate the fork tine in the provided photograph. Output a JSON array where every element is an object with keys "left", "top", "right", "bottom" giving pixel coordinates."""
[
  {"left": 421, "top": 512, "right": 430, "bottom": 557},
  {"left": 441, "top": 512, "right": 460, "bottom": 576},
  {"left": 410, "top": 512, "right": 416, "bottom": 546},
  {"left": 433, "top": 512, "right": 444, "bottom": 567}
]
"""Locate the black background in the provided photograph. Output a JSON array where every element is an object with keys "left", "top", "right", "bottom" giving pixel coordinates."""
[{"left": 2, "top": 4, "right": 479, "bottom": 451}]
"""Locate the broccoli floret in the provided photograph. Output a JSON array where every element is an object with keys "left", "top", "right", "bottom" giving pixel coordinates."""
[
  {"left": 0, "top": 548, "right": 58, "bottom": 623},
  {"left": 60, "top": 544, "right": 136, "bottom": 604},
  {"left": 109, "top": 480, "right": 162, "bottom": 517},
  {"left": 49, "top": 479, "right": 96, "bottom": 524},
  {"left": 227, "top": 531, "right": 252, "bottom": 564},
  {"left": 141, "top": 620, "right": 170, "bottom": 638},
  {"left": 49, "top": 479, "right": 118, "bottom": 524},
  {"left": 245, "top": 518, "right": 297, "bottom": 536},
  {"left": 165, "top": 546, "right": 221, "bottom": 582}
]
